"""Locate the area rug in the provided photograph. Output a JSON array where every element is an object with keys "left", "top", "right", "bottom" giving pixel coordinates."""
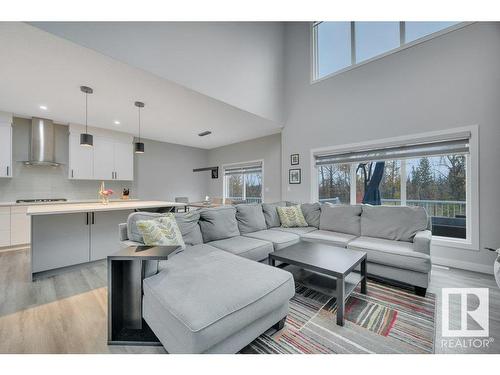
[{"left": 241, "top": 280, "right": 436, "bottom": 354}]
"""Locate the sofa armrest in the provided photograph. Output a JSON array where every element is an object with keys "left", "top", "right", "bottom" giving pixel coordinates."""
[
  {"left": 413, "top": 230, "right": 432, "bottom": 255},
  {"left": 118, "top": 223, "right": 129, "bottom": 241}
]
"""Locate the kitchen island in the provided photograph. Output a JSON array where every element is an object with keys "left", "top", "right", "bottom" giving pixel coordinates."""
[{"left": 27, "top": 200, "right": 185, "bottom": 280}]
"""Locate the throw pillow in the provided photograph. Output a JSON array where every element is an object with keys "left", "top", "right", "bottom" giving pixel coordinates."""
[
  {"left": 277, "top": 205, "right": 308, "bottom": 228},
  {"left": 136, "top": 214, "right": 186, "bottom": 248}
]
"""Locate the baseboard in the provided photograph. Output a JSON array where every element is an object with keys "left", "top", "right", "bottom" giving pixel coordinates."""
[
  {"left": 432, "top": 256, "right": 494, "bottom": 275},
  {"left": 0, "top": 244, "right": 30, "bottom": 253}
]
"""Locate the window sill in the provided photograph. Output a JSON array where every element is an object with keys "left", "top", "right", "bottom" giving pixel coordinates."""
[{"left": 431, "top": 236, "right": 478, "bottom": 251}]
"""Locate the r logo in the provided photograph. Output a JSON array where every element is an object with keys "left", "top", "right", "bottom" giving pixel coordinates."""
[{"left": 442, "top": 288, "right": 489, "bottom": 337}]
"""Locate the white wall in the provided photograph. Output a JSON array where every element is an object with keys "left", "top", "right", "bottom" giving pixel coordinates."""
[
  {"left": 207, "top": 133, "right": 282, "bottom": 203},
  {"left": 282, "top": 22, "right": 500, "bottom": 271},
  {"left": 30, "top": 22, "right": 285, "bottom": 124},
  {"left": 135, "top": 138, "right": 209, "bottom": 202}
]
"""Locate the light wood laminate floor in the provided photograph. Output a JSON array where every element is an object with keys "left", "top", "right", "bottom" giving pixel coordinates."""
[{"left": 0, "top": 248, "right": 498, "bottom": 354}]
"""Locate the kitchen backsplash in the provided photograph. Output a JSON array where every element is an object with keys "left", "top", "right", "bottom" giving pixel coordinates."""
[{"left": 0, "top": 117, "right": 136, "bottom": 202}]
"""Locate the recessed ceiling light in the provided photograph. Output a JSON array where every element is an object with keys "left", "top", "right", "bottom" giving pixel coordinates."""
[
  {"left": 39, "top": 105, "right": 48, "bottom": 110},
  {"left": 114, "top": 120, "right": 121, "bottom": 125},
  {"left": 198, "top": 131, "right": 212, "bottom": 137}
]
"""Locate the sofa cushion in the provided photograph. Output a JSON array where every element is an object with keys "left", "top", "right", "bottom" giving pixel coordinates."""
[
  {"left": 301, "top": 203, "right": 321, "bottom": 228},
  {"left": 208, "top": 236, "right": 273, "bottom": 262},
  {"left": 361, "top": 205, "right": 428, "bottom": 242},
  {"left": 243, "top": 229, "right": 300, "bottom": 250},
  {"left": 347, "top": 236, "right": 431, "bottom": 273},
  {"left": 271, "top": 226, "right": 318, "bottom": 236},
  {"left": 175, "top": 211, "right": 203, "bottom": 246},
  {"left": 143, "top": 244, "right": 295, "bottom": 353},
  {"left": 301, "top": 230, "right": 357, "bottom": 247},
  {"left": 277, "top": 205, "right": 308, "bottom": 228},
  {"left": 235, "top": 204, "right": 267, "bottom": 234},
  {"left": 319, "top": 204, "right": 362, "bottom": 236},
  {"left": 262, "top": 202, "right": 286, "bottom": 228},
  {"left": 198, "top": 206, "right": 240, "bottom": 242}
]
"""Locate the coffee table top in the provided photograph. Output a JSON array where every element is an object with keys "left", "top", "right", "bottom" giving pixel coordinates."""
[{"left": 269, "top": 241, "right": 366, "bottom": 278}]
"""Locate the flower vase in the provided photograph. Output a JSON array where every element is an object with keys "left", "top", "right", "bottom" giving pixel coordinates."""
[{"left": 99, "top": 181, "right": 109, "bottom": 204}]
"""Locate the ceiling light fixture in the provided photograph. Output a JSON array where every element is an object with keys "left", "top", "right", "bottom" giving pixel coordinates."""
[
  {"left": 113, "top": 120, "right": 121, "bottom": 125},
  {"left": 134, "top": 101, "right": 145, "bottom": 154},
  {"left": 198, "top": 130, "right": 212, "bottom": 137},
  {"left": 39, "top": 105, "right": 48, "bottom": 110},
  {"left": 79, "top": 86, "right": 94, "bottom": 147}
]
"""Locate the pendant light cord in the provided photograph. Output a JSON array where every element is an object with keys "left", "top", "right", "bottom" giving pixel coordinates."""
[
  {"left": 85, "top": 92, "right": 88, "bottom": 134},
  {"left": 138, "top": 106, "right": 141, "bottom": 143}
]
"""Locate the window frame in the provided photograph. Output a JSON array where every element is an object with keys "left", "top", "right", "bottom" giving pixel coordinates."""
[
  {"left": 311, "top": 21, "right": 473, "bottom": 84},
  {"left": 222, "top": 159, "right": 265, "bottom": 203},
  {"left": 310, "top": 126, "right": 479, "bottom": 251}
]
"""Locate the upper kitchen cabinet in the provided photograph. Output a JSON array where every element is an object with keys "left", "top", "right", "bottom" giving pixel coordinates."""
[
  {"left": 0, "top": 112, "right": 13, "bottom": 178},
  {"left": 113, "top": 142, "right": 134, "bottom": 181},
  {"left": 69, "top": 133, "right": 94, "bottom": 179},
  {"left": 68, "top": 124, "right": 134, "bottom": 181}
]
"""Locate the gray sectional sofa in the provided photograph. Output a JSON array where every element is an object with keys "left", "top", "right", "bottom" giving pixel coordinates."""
[{"left": 118, "top": 201, "right": 432, "bottom": 353}]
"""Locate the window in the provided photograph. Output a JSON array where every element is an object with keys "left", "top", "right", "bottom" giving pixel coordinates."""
[
  {"left": 314, "top": 134, "right": 471, "bottom": 241},
  {"left": 312, "top": 21, "right": 460, "bottom": 80},
  {"left": 318, "top": 163, "right": 351, "bottom": 204},
  {"left": 223, "top": 162, "right": 263, "bottom": 204},
  {"left": 355, "top": 22, "right": 400, "bottom": 63}
]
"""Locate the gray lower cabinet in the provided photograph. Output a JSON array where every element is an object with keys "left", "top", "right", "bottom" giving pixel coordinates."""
[
  {"left": 32, "top": 213, "right": 91, "bottom": 273},
  {"left": 31, "top": 209, "right": 133, "bottom": 277},
  {"left": 90, "top": 210, "right": 133, "bottom": 261}
]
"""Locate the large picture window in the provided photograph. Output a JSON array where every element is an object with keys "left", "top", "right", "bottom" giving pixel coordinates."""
[
  {"left": 223, "top": 162, "right": 263, "bottom": 204},
  {"left": 315, "top": 136, "right": 470, "bottom": 241},
  {"left": 312, "top": 21, "right": 461, "bottom": 81}
]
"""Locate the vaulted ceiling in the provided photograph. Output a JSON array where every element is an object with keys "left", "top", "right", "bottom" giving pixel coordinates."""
[{"left": 0, "top": 22, "right": 285, "bottom": 149}]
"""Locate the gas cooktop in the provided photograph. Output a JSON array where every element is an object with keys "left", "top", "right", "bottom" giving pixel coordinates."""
[{"left": 15, "top": 198, "right": 68, "bottom": 204}]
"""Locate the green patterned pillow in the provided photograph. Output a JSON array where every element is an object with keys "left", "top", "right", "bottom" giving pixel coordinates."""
[
  {"left": 136, "top": 214, "right": 186, "bottom": 248},
  {"left": 276, "top": 205, "right": 308, "bottom": 228}
]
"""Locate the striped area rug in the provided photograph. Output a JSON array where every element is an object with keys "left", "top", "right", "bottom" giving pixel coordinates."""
[{"left": 242, "top": 280, "right": 436, "bottom": 354}]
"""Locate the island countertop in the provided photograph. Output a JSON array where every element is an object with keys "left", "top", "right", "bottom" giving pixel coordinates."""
[{"left": 27, "top": 200, "right": 186, "bottom": 216}]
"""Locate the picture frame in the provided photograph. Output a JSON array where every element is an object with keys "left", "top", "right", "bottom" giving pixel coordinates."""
[
  {"left": 290, "top": 153, "right": 299, "bottom": 165},
  {"left": 289, "top": 168, "right": 301, "bottom": 184}
]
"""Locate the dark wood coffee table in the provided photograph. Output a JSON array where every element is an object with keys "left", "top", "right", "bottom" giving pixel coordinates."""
[{"left": 268, "top": 241, "right": 367, "bottom": 326}]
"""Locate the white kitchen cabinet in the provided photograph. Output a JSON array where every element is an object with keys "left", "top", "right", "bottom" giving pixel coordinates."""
[
  {"left": 113, "top": 142, "right": 134, "bottom": 181},
  {"left": 0, "top": 126, "right": 12, "bottom": 178},
  {"left": 93, "top": 137, "right": 115, "bottom": 180},
  {"left": 10, "top": 206, "right": 30, "bottom": 246},
  {"left": 68, "top": 125, "right": 134, "bottom": 181},
  {"left": 0, "top": 207, "right": 11, "bottom": 247},
  {"left": 69, "top": 134, "right": 93, "bottom": 180}
]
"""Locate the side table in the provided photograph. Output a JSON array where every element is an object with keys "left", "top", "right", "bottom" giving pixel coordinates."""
[{"left": 107, "top": 245, "right": 179, "bottom": 345}]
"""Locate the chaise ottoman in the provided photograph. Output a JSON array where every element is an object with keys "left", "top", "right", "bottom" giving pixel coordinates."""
[{"left": 142, "top": 244, "right": 295, "bottom": 353}]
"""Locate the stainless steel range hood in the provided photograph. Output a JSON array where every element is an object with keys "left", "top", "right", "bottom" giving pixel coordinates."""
[{"left": 23, "top": 117, "right": 61, "bottom": 167}]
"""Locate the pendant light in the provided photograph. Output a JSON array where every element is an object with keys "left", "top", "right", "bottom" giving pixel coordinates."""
[
  {"left": 134, "top": 101, "right": 145, "bottom": 154},
  {"left": 80, "top": 86, "right": 94, "bottom": 147}
]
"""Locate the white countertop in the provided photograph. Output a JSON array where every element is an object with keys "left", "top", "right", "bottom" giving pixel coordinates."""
[
  {"left": 0, "top": 198, "right": 140, "bottom": 207},
  {"left": 27, "top": 200, "right": 186, "bottom": 216}
]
